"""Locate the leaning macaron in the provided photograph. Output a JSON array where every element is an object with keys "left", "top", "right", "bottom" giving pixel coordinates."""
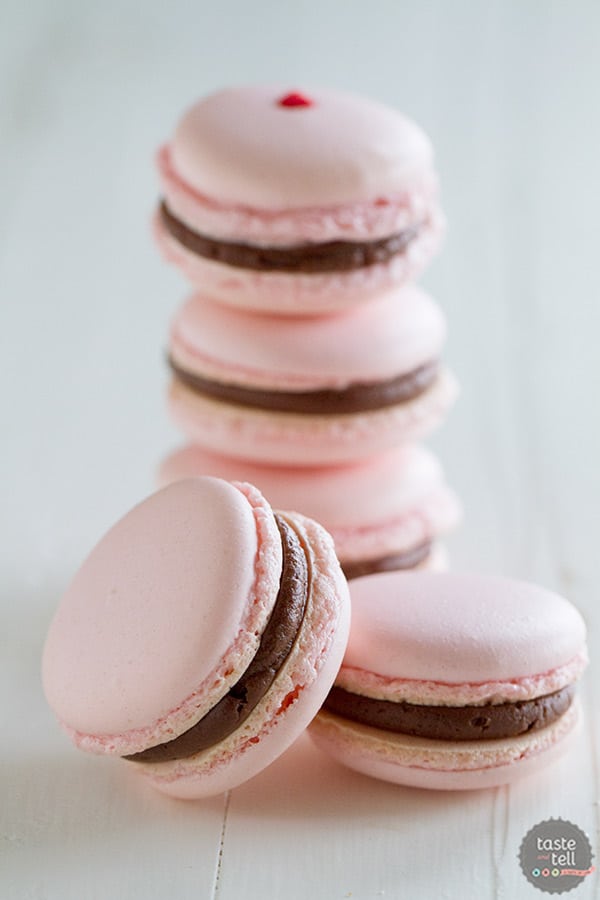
[
  {"left": 159, "top": 445, "right": 461, "bottom": 579},
  {"left": 155, "top": 85, "right": 444, "bottom": 314},
  {"left": 310, "top": 572, "right": 588, "bottom": 790},
  {"left": 42, "top": 477, "right": 350, "bottom": 799},
  {"left": 167, "top": 286, "right": 457, "bottom": 466}
]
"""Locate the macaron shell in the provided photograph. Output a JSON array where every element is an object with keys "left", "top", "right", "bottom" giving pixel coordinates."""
[
  {"left": 169, "top": 86, "right": 435, "bottom": 208},
  {"left": 329, "top": 488, "right": 460, "bottom": 565},
  {"left": 133, "top": 512, "right": 351, "bottom": 798},
  {"left": 310, "top": 700, "right": 582, "bottom": 791},
  {"left": 169, "top": 286, "right": 446, "bottom": 391},
  {"left": 42, "top": 479, "right": 282, "bottom": 755},
  {"left": 158, "top": 144, "right": 438, "bottom": 245},
  {"left": 167, "top": 367, "right": 458, "bottom": 467},
  {"left": 154, "top": 209, "right": 443, "bottom": 314},
  {"left": 159, "top": 444, "right": 460, "bottom": 550},
  {"left": 157, "top": 444, "right": 446, "bottom": 529},
  {"left": 345, "top": 572, "right": 587, "bottom": 687}
]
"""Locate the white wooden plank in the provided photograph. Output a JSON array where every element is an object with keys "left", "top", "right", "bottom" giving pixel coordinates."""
[{"left": 220, "top": 734, "right": 497, "bottom": 900}]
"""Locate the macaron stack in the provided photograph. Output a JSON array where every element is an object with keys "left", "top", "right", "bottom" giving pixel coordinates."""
[
  {"left": 156, "top": 85, "right": 461, "bottom": 578},
  {"left": 40, "top": 86, "right": 589, "bottom": 798}
]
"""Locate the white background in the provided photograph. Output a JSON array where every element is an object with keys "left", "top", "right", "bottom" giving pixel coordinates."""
[{"left": 1, "top": 1, "right": 599, "bottom": 897}]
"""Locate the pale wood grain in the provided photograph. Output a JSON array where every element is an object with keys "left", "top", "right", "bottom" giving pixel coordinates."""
[
  {"left": 1, "top": 602, "right": 226, "bottom": 899},
  {"left": 1, "top": 1, "right": 598, "bottom": 898},
  {"left": 221, "top": 734, "right": 502, "bottom": 900}
]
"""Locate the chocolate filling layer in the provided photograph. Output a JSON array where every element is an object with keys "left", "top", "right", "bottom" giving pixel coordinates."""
[
  {"left": 170, "top": 358, "right": 439, "bottom": 415},
  {"left": 160, "top": 201, "right": 419, "bottom": 273},
  {"left": 125, "top": 514, "right": 309, "bottom": 764},
  {"left": 323, "top": 685, "right": 575, "bottom": 742},
  {"left": 342, "top": 542, "right": 432, "bottom": 581}
]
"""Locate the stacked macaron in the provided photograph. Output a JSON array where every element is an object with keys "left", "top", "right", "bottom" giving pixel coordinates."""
[
  {"left": 40, "top": 87, "right": 589, "bottom": 799},
  {"left": 156, "top": 85, "right": 461, "bottom": 577}
]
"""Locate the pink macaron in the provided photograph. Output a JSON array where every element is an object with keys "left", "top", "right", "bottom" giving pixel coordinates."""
[
  {"left": 310, "top": 572, "right": 588, "bottom": 790},
  {"left": 155, "top": 85, "right": 444, "bottom": 314},
  {"left": 167, "top": 286, "right": 457, "bottom": 466},
  {"left": 42, "top": 477, "right": 350, "bottom": 799},
  {"left": 159, "top": 444, "right": 462, "bottom": 579}
]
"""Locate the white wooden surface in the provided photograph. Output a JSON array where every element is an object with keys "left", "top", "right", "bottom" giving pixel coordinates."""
[{"left": 1, "top": 2, "right": 599, "bottom": 897}]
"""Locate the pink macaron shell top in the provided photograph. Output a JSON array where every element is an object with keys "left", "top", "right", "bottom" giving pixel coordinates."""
[
  {"left": 42, "top": 479, "right": 282, "bottom": 757},
  {"left": 167, "top": 85, "right": 436, "bottom": 211},
  {"left": 169, "top": 285, "right": 446, "bottom": 391},
  {"left": 157, "top": 444, "right": 462, "bottom": 561},
  {"left": 340, "top": 572, "right": 587, "bottom": 706},
  {"left": 158, "top": 145, "right": 438, "bottom": 246},
  {"left": 134, "top": 512, "right": 351, "bottom": 798}
]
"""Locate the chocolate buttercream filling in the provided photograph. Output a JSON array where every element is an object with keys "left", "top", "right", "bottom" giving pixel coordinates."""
[
  {"left": 170, "top": 357, "right": 439, "bottom": 415},
  {"left": 342, "top": 542, "right": 432, "bottom": 581},
  {"left": 125, "top": 514, "right": 309, "bottom": 764},
  {"left": 323, "top": 684, "right": 575, "bottom": 742},
  {"left": 160, "top": 201, "right": 420, "bottom": 273}
]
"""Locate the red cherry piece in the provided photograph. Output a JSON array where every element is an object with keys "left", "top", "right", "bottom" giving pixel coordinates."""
[{"left": 277, "top": 91, "right": 314, "bottom": 108}]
